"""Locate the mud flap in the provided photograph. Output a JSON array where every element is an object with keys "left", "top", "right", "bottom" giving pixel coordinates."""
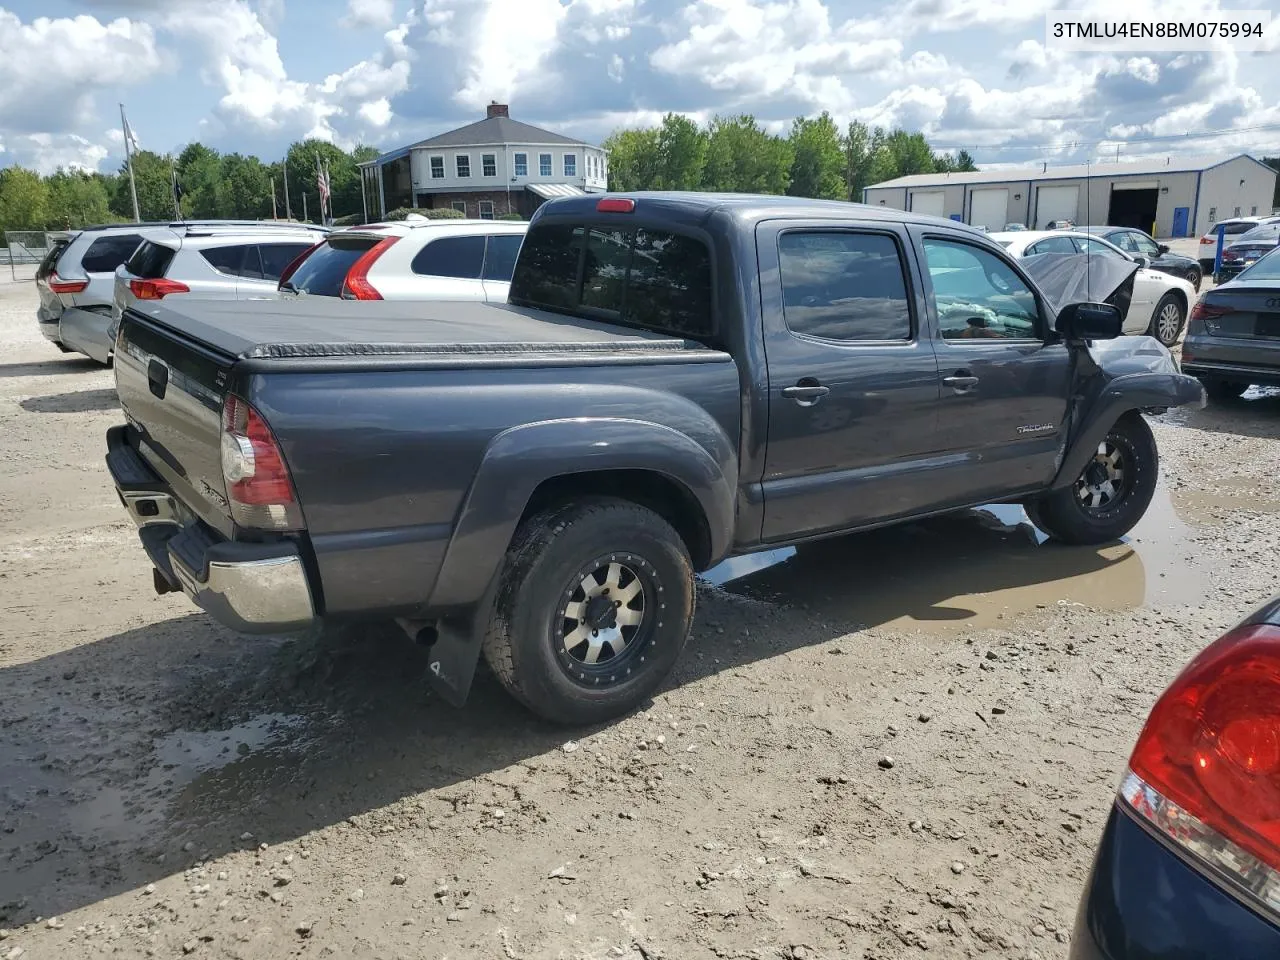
[{"left": 424, "top": 618, "right": 482, "bottom": 708}]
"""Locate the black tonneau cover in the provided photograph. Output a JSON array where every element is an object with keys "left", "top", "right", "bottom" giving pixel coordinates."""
[{"left": 126, "top": 298, "right": 705, "bottom": 361}]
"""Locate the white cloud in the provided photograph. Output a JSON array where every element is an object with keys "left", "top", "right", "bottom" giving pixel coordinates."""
[
  {"left": 2, "top": 132, "right": 109, "bottom": 174},
  {"left": 343, "top": 0, "right": 396, "bottom": 29},
  {"left": 0, "top": 11, "right": 162, "bottom": 136}
]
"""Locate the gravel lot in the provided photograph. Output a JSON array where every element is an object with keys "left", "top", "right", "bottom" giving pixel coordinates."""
[{"left": 2, "top": 274, "right": 1278, "bottom": 960}]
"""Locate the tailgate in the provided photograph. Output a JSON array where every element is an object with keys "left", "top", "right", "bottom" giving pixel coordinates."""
[
  {"left": 1203, "top": 293, "right": 1280, "bottom": 340},
  {"left": 114, "top": 312, "right": 236, "bottom": 537}
]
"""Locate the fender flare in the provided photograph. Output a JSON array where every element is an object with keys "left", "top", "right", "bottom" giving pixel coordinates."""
[
  {"left": 428, "top": 417, "right": 738, "bottom": 611},
  {"left": 1050, "top": 371, "right": 1204, "bottom": 490}
]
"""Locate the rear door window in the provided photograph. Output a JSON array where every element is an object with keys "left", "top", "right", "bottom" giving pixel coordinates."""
[
  {"left": 1026, "top": 236, "right": 1077, "bottom": 255},
  {"left": 481, "top": 234, "right": 523, "bottom": 281},
  {"left": 778, "top": 231, "right": 911, "bottom": 341},
  {"left": 259, "top": 243, "right": 314, "bottom": 280},
  {"left": 125, "top": 240, "right": 177, "bottom": 279},
  {"left": 410, "top": 235, "right": 485, "bottom": 278},
  {"left": 287, "top": 236, "right": 378, "bottom": 296},
  {"left": 509, "top": 223, "right": 714, "bottom": 337},
  {"left": 80, "top": 234, "right": 142, "bottom": 273},
  {"left": 201, "top": 244, "right": 253, "bottom": 277}
]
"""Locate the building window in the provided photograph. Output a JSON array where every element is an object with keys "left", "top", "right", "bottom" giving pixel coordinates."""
[
  {"left": 1234, "top": 206, "right": 1241, "bottom": 217},
  {"left": 539, "top": 153, "right": 552, "bottom": 177},
  {"left": 479, "top": 200, "right": 495, "bottom": 220},
  {"left": 1252, "top": 205, "right": 1259, "bottom": 215},
  {"left": 482, "top": 153, "right": 496, "bottom": 177},
  {"left": 1208, "top": 206, "right": 1217, "bottom": 222},
  {"left": 564, "top": 153, "right": 577, "bottom": 178},
  {"left": 514, "top": 152, "right": 528, "bottom": 177},
  {"left": 430, "top": 156, "right": 444, "bottom": 179},
  {"left": 456, "top": 155, "right": 471, "bottom": 178},
  {"left": 588, "top": 155, "right": 595, "bottom": 178},
  {"left": 451, "top": 200, "right": 467, "bottom": 214}
]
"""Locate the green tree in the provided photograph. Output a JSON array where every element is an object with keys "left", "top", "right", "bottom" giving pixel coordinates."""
[
  {"left": 703, "top": 115, "right": 792, "bottom": 195},
  {"left": 44, "top": 170, "right": 114, "bottom": 228},
  {"left": 216, "top": 153, "right": 273, "bottom": 219},
  {"left": 0, "top": 167, "right": 49, "bottom": 231},
  {"left": 843, "top": 120, "right": 874, "bottom": 201},
  {"left": 788, "top": 112, "right": 845, "bottom": 200},
  {"left": 115, "top": 150, "right": 176, "bottom": 221},
  {"left": 284, "top": 139, "right": 363, "bottom": 221},
  {"left": 882, "top": 129, "right": 936, "bottom": 178},
  {"left": 602, "top": 127, "right": 662, "bottom": 191},
  {"left": 176, "top": 142, "right": 223, "bottom": 219},
  {"left": 655, "top": 113, "right": 707, "bottom": 190}
]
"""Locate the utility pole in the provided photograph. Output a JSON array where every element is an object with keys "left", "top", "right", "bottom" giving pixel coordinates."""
[
  {"left": 271, "top": 179, "right": 278, "bottom": 219},
  {"left": 283, "top": 155, "right": 293, "bottom": 220},
  {"left": 303, "top": 192, "right": 308, "bottom": 223},
  {"left": 119, "top": 103, "right": 141, "bottom": 223}
]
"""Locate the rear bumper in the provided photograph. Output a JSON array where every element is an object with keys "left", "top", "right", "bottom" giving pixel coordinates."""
[
  {"left": 1182, "top": 335, "right": 1280, "bottom": 387},
  {"left": 106, "top": 425, "right": 316, "bottom": 634},
  {"left": 37, "top": 313, "right": 62, "bottom": 345},
  {"left": 1070, "top": 805, "right": 1280, "bottom": 959}
]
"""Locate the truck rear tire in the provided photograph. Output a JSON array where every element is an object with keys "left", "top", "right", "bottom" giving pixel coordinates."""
[
  {"left": 481, "top": 497, "right": 695, "bottom": 725},
  {"left": 1028, "top": 413, "right": 1158, "bottom": 546}
]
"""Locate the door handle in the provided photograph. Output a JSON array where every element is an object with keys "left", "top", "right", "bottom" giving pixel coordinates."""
[
  {"left": 781, "top": 380, "right": 830, "bottom": 403},
  {"left": 943, "top": 374, "right": 979, "bottom": 392}
]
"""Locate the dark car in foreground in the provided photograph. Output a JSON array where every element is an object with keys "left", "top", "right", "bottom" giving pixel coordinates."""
[
  {"left": 1082, "top": 225, "right": 1202, "bottom": 291},
  {"left": 1181, "top": 248, "right": 1280, "bottom": 400},
  {"left": 1070, "top": 595, "right": 1280, "bottom": 959},
  {"left": 104, "top": 193, "right": 1204, "bottom": 725}
]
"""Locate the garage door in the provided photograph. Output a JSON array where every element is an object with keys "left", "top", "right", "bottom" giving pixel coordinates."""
[
  {"left": 911, "top": 191, "right": 945, "bottom": 218},
  {"left": 969, "top": 188, "right": 1009, "bottom": 230},
  {"left": 1035, "top": 185, "right": 1079, "bottom": 228}
]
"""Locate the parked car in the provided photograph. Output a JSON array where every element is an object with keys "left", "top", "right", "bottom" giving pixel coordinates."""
[
  {"left": 1080, "top": 225, "right": 1202, "bottom": 291},
  {"left": 35, "top": 223, "right": 155, "bottom": 363},
  {"left": 1003, "top": 223, "right": 1028, "bottom": 231},
  {"left": 1180, "top": 247, "right": 1280, "bottom": 401},
  {"left": 1216, "top": 222, "right": 1280, "bottom": 282},
  {"left": 104, "top": 193, "right": 1203, "bottom": 725},
  {"left": 989, "top": 230, "right": 1196, "bottom": 347},
  {"left": 107, "top": 222, "right": 329, "bottom": 354},
  {"left": 1198, "top": 215, "right": 1280, "bottom": 273},
  {"left": 1068, "top": 594, "right": 1280, "bottom": 960},
  {"left": 277, "top": 219, "right": 527, "bottom": 301},
  {"left": 1046, "top": 219, "right": 1075, "bottom": 229}
]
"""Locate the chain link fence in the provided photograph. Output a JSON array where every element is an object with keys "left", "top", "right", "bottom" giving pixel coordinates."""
[{"left": 3, "top": 230, "right": 55, "bottom": 281}]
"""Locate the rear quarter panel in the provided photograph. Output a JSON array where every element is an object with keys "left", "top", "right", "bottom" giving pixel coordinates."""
[{"left": 247, "top": 356, "right": 741, "bottom": 617}]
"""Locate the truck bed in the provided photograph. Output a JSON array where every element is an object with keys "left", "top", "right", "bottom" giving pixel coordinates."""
[{"left": 130, "top": 298, "right": 709, "bottom": 361}]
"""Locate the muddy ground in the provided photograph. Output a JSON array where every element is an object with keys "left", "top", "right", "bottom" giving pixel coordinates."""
[{"left": 1, "top": 275, "right": 1278, "bottom": 960}]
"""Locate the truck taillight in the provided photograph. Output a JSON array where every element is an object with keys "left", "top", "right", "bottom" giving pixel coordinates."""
[
  {"left": 341, "top": 237, "right": 398, "bottom": 300},
  {"left": 220, "top": 395, "right": 302, "bottom": 530},
  {"left": 130, "top": 278, "right": 190, "bottom": 300},
  {"left": 1123, "top": 624, "right": 1280, "bottom": 921}
]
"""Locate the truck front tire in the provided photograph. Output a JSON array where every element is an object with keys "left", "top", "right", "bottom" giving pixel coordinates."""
[
  {"left": 481, "top": 497, "right": 695, "bottom": 725},
  {"left": 1028, "top": 413, "right": 1158, "bottom": 546}
]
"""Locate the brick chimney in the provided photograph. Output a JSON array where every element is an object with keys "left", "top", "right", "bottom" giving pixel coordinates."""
[{"left": 486, "top": 102, "right": 509, "bottom": 119}]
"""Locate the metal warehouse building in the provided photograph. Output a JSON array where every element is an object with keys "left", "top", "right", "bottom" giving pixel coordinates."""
[{"left": 862, "top": 153, "right": 1277, "bottom": 238}]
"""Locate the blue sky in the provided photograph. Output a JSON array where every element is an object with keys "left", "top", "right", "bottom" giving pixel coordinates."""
[{"left": 1, "top": 0, "right": 1277, "bottom": 175}]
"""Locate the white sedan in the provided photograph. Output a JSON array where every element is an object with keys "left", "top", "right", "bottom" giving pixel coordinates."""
[{"left": 989, "top": 230, "right": 1196, "bottom": 347}]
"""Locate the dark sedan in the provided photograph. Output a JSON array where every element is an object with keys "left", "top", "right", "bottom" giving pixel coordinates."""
[
  {"left": 1181, "top": 248, "right": 1280, "bottom": 400},
  {"left": 1069, "top": 595, "right": 1280, "bottom": 960},
  {"left": 1216, "top": 224, "right": 1280, "bottom": 282},
  {"left": 1082, "top": 225, "right": 1202, "bottom": 291}
]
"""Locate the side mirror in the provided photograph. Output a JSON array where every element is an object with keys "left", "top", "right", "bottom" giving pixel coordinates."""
[
  {"left": 1134, "top": 256, "right": 1150, "bottom": 269},
  {"left": 1158, "top": 243, "right": 1170, "bottom": 254},
  {"left": 1057, "top": 302, "right": 1123, "bottom": 341}
]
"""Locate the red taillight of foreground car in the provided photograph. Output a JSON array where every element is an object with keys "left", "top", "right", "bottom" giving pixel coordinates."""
[
  {"left": 220, "top": 395, "right": 302, "bottom": 530},
  {"left": 1123, "top": 623, "right": 1280, "bottom": 918},
  {"left": 340, "top": 237, "right": 399, "bottom": 300},
  {"left": 130, "top": 278, "right": 191, "bottom": 300},
  {"left": 48, "top": 274, "right": 88, "bottom": 294}
]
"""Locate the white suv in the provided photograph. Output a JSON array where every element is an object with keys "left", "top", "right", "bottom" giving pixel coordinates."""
[{"left": 278, "top": 218, "right": 527, "bottom": 302}]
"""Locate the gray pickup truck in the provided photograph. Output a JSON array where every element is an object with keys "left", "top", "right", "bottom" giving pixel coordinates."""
[{"left": 105, "top": 193, "right": 1204, "bottom": 724}]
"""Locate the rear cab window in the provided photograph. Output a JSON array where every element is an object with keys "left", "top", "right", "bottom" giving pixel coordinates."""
[
  {"left": 287, "top": 235, "right": 379, "bottom": 296},
  {"left": 80, "top": 233, "right": 143, "bottom": 273},
  {"left": 509, "top": 222, "right": 714, "bottom": 339}
]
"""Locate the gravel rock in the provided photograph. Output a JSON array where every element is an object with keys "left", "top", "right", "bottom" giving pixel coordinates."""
[
  {"left": 392, "top": 873, "right": 407, "bottom": 886},
  {"left": 295, "top": 921, "right": 313, "bottom": 938},
  {"left": 878, "top": 756, "right": 896, "bottom": 769},
  {"left": 349, "top": 889, "right": 365, "bottom": 902},
  {"left": 951, "top": 861, "right": 967, "bottom": 875}
]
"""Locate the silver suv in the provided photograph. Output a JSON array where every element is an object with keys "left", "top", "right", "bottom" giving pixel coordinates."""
[
  {"left": 36, "top": 223, "right": 158, "bottom": 363},
  {"left": 106, "top": 221, "right": 328, "bottom": 357}
]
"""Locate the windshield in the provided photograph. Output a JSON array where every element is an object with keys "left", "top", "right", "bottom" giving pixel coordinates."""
[{"left": 1238, "top": 248, "right": 1280, "bottom": 280}]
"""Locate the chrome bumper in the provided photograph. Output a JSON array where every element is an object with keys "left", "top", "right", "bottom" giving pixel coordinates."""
[{"left": 108, "top": 426, "right": 316, "bottom": 634}]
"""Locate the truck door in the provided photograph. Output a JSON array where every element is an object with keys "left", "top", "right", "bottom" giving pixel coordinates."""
[
  {"left": 758, "top": 220, "right": 943, "bottom": 541},
  {"left": 911, "top": 229, "right": 1073, "bottom": 504}
]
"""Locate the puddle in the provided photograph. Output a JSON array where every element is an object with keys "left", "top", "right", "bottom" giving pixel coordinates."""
[{"left": 700, "top": 484, "right": 1206, "bottom": 632}]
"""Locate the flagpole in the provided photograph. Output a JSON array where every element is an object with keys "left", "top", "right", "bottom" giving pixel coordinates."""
[
  {"left": 303, "top": 192, "right": 308, "bottom": 223},
  {"left": 120, "top": 103, "right": 141, "bottom": 223},
  {"left": 283, "top": 155, "right": 293, "bottom": 220},
  {"left": 170, "top": 162, "right": 182, "bottom": 220},
  {"left": 325, "top": 158, "right": 332, "bottom": 225}
]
